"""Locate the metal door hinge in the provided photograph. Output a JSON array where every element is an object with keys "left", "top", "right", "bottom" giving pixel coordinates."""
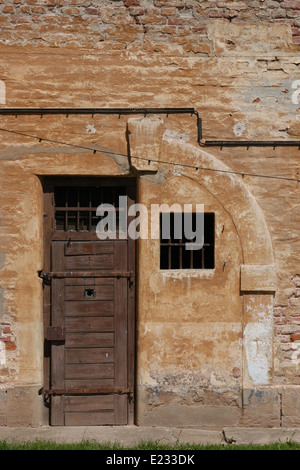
[{"left": 45, "top": 326, "right": 66, "bottom": 342}]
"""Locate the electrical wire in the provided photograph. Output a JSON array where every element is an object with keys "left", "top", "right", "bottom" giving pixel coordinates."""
[{"left": 0, "top": 126, "right": 299, "bottom": 184}]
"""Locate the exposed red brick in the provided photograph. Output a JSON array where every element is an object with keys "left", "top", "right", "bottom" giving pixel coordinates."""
[
  {"left": 281, "top": 1, "right": 300, "bottom": 9},
  {"left": 62, "top": 7, "right": 80, "bottom": 16},
  {"left": 0, "top": 0, "right": 297, "bottom": 48},
  {"left": 182, "top": 42, "right": 211, "bottom": 54},
  {"left": 84, "top": 7, "right": 99, "bottom": 16},
  {"left": 20, "top": 6, "right": 31, "bottom": 13},
  {"left": 161, "top": 7, "right": 177, "bottom": 15},
  {"left": 140, "top": 14, "right": 166, "bottom": 25},
  {"left": 2, "top": 6, "right": 15, "bottom": 13},
  {"left": 128, "top": 7, "right": 145, "bottom": 16},
  {"left": 154, "top": 0, "right": 185, "bottom": 6},
  {"left": 271, "top": 9, "right": 287, "bottom": 19},
  {"left": 124, "top": 0, "right": 140, "bottom": 6},
  {"left": 167, "top": 16, "right": 192, "bottom": 25},
  {"left": 1, "top": 336, "right": 11, "bottom": 342},
  {"left": 2, "top": 327, "right": 11, "bottom": 334},
  {"left": 208, "top": 9, "right": 224, "bottom": 18},
  {"left": 286, "top": 9, "right": 300, "bottom": 18},
  {"left": 0, "top": 16, "right": 9, "bottom": 24},
  {"left": 223, "top": 9, "right": 239, "bottom": 19},
  {"left": 31, "top": 6, "right": 47, "bottom": 13}
]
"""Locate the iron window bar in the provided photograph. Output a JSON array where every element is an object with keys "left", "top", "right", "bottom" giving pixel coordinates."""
[
  {"left": 0, "top": 107, "right": 299, "bottom": 147},
  {"left": 160, "top": 213, "right": 215, "bottom": 270},
  {"left": 54, "top": 185, "right": 127, "bottom": 232}
]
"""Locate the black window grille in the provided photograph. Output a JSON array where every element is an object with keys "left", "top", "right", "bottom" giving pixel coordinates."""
[
  {"left": 160, "top": 213, "right": 215, "bottom": 270},
  {"left": 54, "top": 186, "right": 127, "bottom": 232}
]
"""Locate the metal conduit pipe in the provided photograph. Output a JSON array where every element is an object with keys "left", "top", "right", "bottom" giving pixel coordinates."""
[{"left": 0, "top": 107, "right": 299, "bottom": 147}]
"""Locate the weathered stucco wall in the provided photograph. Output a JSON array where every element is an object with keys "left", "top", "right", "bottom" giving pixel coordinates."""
[
  {"left": 136, "top": 172, "right": 244, "bottom": 426},
  {"left": 0, "top": 1, "right": 299, "bottom": 427}
]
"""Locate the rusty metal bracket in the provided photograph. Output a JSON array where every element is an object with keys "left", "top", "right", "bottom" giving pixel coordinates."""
[{"left": 39, "top": 271, "right": 51, "bottom": 285}]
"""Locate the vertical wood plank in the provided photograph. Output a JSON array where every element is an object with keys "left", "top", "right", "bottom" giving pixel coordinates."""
[
  {"left": 51, "top": 242, "right": 65, "bottom": 425},
  {"left": 114, "top": 242, "right": 128, "bottom": 424},
  {"left": 126, "top": 187, "right": 136, "bottom": 425},
  {"left": 42, "top": 187, "right": 54, "bottom": 425}
]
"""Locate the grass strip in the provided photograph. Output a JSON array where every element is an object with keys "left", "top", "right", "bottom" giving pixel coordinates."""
[{"left": 0, "top": 440, "right": 299, "bottom": 450}]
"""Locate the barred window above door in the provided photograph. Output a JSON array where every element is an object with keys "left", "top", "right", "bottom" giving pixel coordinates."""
[
  {"left": 54, "top": 185, "right": 127, "bottom": 232},
  {"left": 160, "top": 213, "right": 215, "bottom": 270}
]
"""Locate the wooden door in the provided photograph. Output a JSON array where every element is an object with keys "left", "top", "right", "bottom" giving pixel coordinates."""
[{"left": 42, "top": 179, "right": 136, "bottom": 426}]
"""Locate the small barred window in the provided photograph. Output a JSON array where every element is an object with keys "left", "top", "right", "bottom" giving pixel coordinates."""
[{"left": 160, "top": 213, "right": 215, "bottom": 270}]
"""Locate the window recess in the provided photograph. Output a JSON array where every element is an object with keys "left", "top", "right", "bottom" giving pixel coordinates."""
[{"left": 160, "top": 213, "right": 215, "bottom": 270}]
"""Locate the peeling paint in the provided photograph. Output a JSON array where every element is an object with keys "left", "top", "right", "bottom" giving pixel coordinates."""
[
  {"left": 163, "top": 129, "right": 190, "bottom": 142},
  {"left": 244, "top": 316, "right": 273, "bottom": 386},
  {"left": 86, "top": 124, "right": 96, "bottom": 134},
  {"left": 233, "top": 121, "right": 246, "bottom": 137},
  {"left": 140, "top": 167, "right": 168, "bottom": 185},
  {"left": 0, "top": 340, "right": 5, "bottom": 366},
  {"left": 0, "top": 287, "right": 4, "bottom": 319},
  {"left": 0, "top": 80, "right": 5, "bottom": 105},
  {"left": 161, "top": 270, "right": 215, "bottom": 280},
  {"left": 240, "top": 78, "right": 300, "bottom": 137}
]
